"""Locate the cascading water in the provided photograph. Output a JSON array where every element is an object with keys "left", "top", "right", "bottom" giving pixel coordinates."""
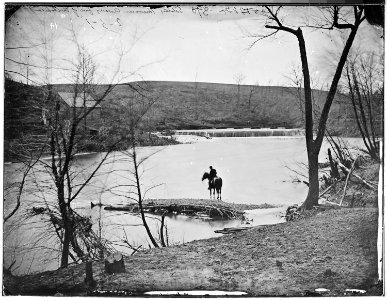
[{"left": 174, "top": 128, "right": 305, "bottom": 138}]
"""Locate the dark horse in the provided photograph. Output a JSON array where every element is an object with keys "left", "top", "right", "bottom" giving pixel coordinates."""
[{"left": 202, "top": 172, "right": 223, "bottom": 200}]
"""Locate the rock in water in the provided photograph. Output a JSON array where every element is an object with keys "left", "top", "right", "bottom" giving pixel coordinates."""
[{"left": 104, "top": 252, "right": 125, "bottom": 274}]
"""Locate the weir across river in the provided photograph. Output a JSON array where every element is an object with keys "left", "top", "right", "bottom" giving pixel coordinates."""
[{"left": 174, "top": 128, "right": 305, "bottom": 138}]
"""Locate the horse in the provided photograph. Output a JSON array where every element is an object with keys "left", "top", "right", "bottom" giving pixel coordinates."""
[{"left": 202, "top": 172, "right": 223, "bottom": 200}]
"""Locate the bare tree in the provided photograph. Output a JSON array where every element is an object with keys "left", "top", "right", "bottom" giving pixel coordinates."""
[
  {"left": 284, "top": 66, "right": 305, "bottom": 124},
  {"left": 247, "top": 82, "right": 259, "bottom": 111},
  {"left": 194, "top": 71, "right": 200, "bottom": 120},
  {"left": 3, "top": 155, "right": 43, "bottom": 223},
  {"left": 5, "top": 26, "right": 136, "bottom": 270},
  {"left": 253, "top": 6, "right": 366, "bottom": 209},
  {"left": 4, "top": 7, "right": 172, "bottom": 274},
  {"left": 114, "top": 90, "right": 167, "bottom": 248},
  {"left": 42, "top": 47, "right": 126, "bottom": 267},
  {"left": 3, "top": 73, "right": 51, "bottom": 223},
  {"left": 234, "top": 73, "right": 246, "bottom": 106},
  {"left": 344, "top": 51, "right": 383, "bottom": 160}
]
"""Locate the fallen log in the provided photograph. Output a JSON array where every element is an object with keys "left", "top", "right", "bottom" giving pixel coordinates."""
[
  {"left": 319, "top": 198, "right": 341, "bottom": 206},
  {"left": 104, "top": 205, "right": 136, "bottom": 212},
  {"left": 340, "top": 158, "right": 358, "bottom": 206},
  {"left": 214, "top": 227, "right": 251, "bottom": 234},
  {"left": 91, "top": 202, "right": 103, "bottom": 208},
  {"left": 319, "top": 179, "right": 341, "bottom": 198},
  {"left": 337, "top": 161, "right": 377, "bottom": 191},
  {"left": 104, "top": 203, "right": 244, "bottom": 220}
]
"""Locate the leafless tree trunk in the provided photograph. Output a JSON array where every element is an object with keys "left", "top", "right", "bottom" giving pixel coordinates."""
[
  {"left": 344, "top": 52, "right": 382, "bottom": 161},
  {"left": 117, "top": 90, "right": 165, "bottom": 248},
  {"left": 234, "top": 73, "right": 245, "bottom": 107},
  {"left": 194, "top": 71, "right": 200, "bottom": 120},
  {"left": 259, "top": 6, "right": 365, "bottom": 210},
  {"left": 129, "top": 124, "right": 159, "bottom": 248},
  {"left": 4, "top": 7, "right": 165, "bottom": 272},
  {"left": 247, "top": 82, "right": 259, "bottom": 111}
]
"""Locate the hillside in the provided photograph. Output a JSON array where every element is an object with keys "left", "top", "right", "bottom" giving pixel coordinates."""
[
  {"left": 51, "top": 81, "right": 363, "bottom": 136},
  {"left": 5, "top": 79, "right": 369, "bottom": 142}
]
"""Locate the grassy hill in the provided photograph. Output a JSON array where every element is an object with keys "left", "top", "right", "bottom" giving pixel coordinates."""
[
  {"left": 102, "top": 81, "right": 361, "bottom": 136},
  {"left": 6, "top": 79, "right": 365, "bottom": 140}
]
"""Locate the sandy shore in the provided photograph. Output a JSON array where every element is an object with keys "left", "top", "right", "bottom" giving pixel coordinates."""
[{"left": 4, "top": 206, "right": 380, "bottom": 296}]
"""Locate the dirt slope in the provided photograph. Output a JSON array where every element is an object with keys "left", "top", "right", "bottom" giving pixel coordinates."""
[{"left": 4, "top": 207, "right": 380, "bottom": 296}]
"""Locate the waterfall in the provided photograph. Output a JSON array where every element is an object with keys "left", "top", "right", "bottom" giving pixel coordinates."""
[{"left": 174, "top": 128, "right": 305, "bottom": 138}]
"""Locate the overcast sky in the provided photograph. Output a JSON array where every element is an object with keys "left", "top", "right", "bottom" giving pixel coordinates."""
[{"left": 5, "top": 5, "right": 383, "bottom": 87}]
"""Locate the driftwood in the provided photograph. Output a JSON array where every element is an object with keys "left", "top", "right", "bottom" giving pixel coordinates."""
[
  {"left": 104, "top": 203, "right": 244, "bottom": 220},
  {"left": 214, "top": 227, "right": 251, "bottom": 234},
  {"left": 104, "top": 252, "right": 125, "bottom": 274},
  {"left": 337, "top": 161, "right": 377, "bottom": 191},
  {"left": 90, "top": 202, "right": 103, "bottom": 208},
  {"left": 339, "top": 158, "right": 358, "bottom": 206},
  {"left": 323, "top": 200, "right": 341, "bottom": 206},
  {"left": 319, "top": 179, "right": 341, "bottom": 198}
]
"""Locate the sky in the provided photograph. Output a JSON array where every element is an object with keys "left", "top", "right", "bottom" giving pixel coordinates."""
[{"left": 5, "top": 5, "right": 384, "bottom": 87}]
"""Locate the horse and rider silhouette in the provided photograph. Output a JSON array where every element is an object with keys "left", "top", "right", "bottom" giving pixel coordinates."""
[{"left": 202, "top": 166, "right": 222, "bottom": 200}]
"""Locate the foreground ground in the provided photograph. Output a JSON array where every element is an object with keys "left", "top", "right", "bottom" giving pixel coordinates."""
[{"left": 4, "top": 206, "right": 380, "bottom": 296}]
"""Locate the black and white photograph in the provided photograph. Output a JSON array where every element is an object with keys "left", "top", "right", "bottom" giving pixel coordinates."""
[{"left": 3, "top": 3, "right": 384, "bottom": 296}]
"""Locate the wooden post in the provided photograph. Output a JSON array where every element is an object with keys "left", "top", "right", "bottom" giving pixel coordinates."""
[
  {"left": 85, "top": 260, "right": 96, "bottom": 287},
  {"left": 160, "top": 214, "right": 167, "bottom": 247},
  {"left": 339, "top": 158, "right": 358, "bottom": 206},
  {"left": 104, "top": 252, "right": 125, "bottom": 274}
]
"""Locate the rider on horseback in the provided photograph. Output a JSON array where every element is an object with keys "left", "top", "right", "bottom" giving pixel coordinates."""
[{"left": 208, "top": 166, "right": 217, "bottom": 190}]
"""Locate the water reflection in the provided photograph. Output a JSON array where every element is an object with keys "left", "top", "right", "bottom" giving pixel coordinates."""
[
  {"left": 3, "top": 137, "right": 363, "bottom": 275},
  {"left": 84, "top": 204, "right": 285, "bottom": 254}
]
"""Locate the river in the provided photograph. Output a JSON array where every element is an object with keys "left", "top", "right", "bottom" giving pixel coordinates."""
[{"left": 3, "top": 135, "right": 364, "bottom": 275}]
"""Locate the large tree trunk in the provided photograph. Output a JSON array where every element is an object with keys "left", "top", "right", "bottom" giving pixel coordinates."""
[
  {"left": 295, "top": 28, "right": 320, "bottom": 210},
  {"left": 302, "top": 151, "right": 320, "bottom": 210},
  {"left": 295, "top": 10, "right": 363, "bottom": 210},
  {"left": 61, "top": 217, "right": 72, "bottom": 268},
  {"left": 56, "top": 179, "right": 72, "bottom": 268}
]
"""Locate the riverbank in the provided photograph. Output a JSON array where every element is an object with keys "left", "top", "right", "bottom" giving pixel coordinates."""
[
  {"left": 4, "top": 131, "right": 179, "bottom": 163},
  {"left": 4, "top": 206, "right": 380, "bottom": 296}
]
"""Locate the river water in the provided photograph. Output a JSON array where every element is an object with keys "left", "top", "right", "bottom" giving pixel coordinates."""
[{"left": 3, "top": 135, "right": 364, "bottom": 275}]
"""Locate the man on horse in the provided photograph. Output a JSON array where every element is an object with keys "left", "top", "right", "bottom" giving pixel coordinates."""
[
  {"left": 208, "top": 166, "right": 217, "bottom": 190},
  {"left": 202, "top": 167, "right": 223, "bottom": 200}
]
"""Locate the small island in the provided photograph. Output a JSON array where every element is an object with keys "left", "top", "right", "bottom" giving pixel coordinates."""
[{"left": 100, "top": 198, "right": 277, "bottom": 220}]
